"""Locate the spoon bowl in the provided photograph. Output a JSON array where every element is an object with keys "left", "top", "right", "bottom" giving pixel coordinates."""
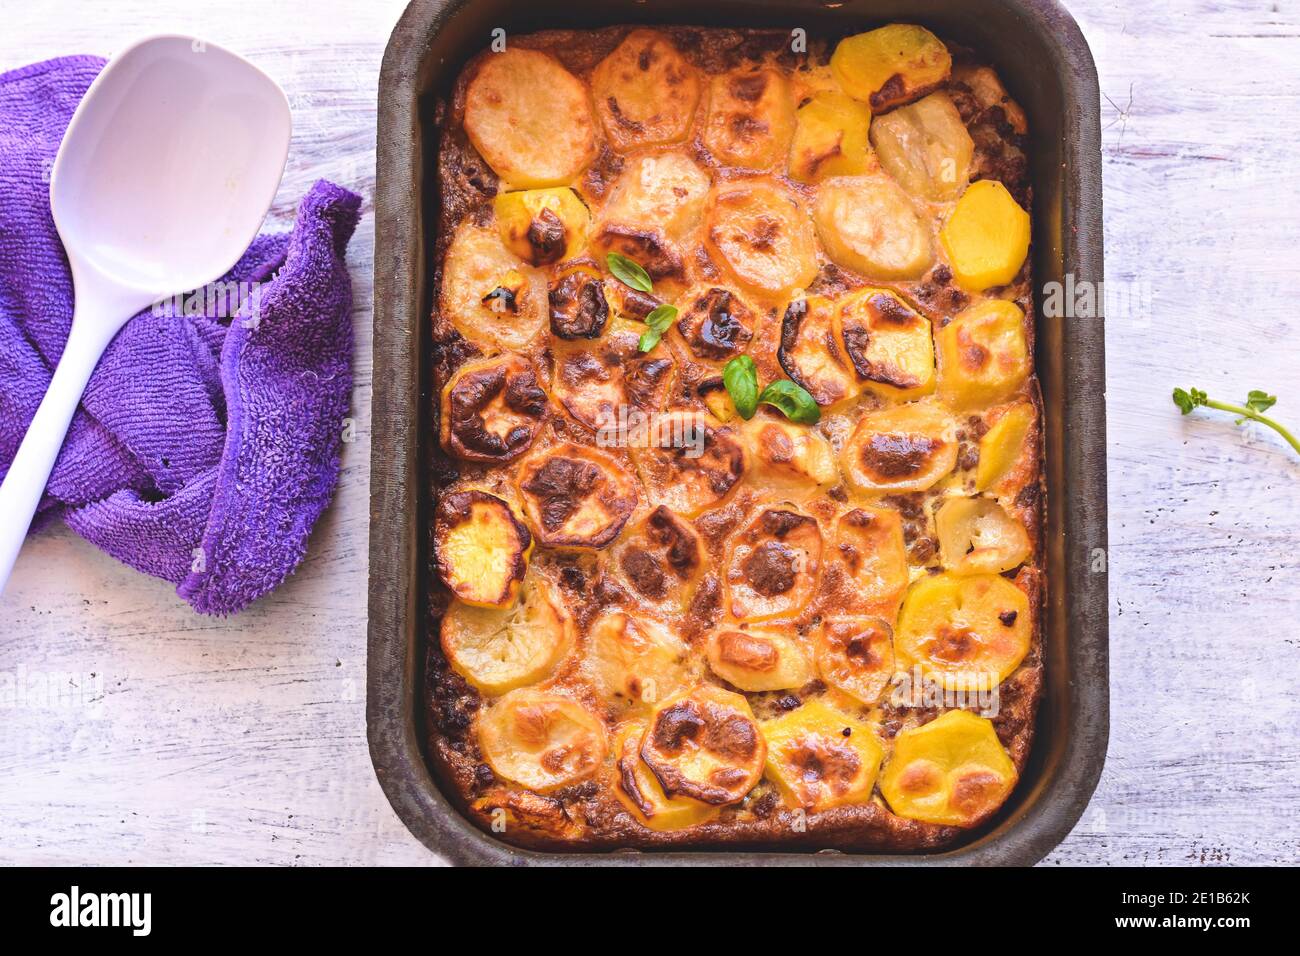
[{"left": 0, "top": 35, "right": 291, "bottom": 594}]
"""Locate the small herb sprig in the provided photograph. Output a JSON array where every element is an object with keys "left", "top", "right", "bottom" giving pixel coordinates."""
[
  {"left": 724, "top": 355, "right": 821, "bottom": 425},
  {"left": 605, "top": 252, "right": 676, "bottom": 351},
  {"left": 1173, "top": 386, "right": 1300, "bottom": 456}
]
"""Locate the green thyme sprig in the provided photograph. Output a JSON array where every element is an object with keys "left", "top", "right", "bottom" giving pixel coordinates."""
[{"left": 1173, "top": 386, "right": 1300, "bottom": 456}]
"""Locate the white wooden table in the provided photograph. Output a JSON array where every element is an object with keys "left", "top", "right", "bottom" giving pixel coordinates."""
[{"left": 1, "top": 0, "right": 1296, "bottom": 866}]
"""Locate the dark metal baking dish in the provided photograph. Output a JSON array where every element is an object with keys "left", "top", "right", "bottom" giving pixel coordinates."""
[{"left": 369, "top": 0, "right": 1108, "bottom": 866}]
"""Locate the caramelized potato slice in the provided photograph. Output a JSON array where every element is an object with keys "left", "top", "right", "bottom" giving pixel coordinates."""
[
  {"left": 440, "top": 221, "right": 546, "bottom": 350},
  {"left": 869, "top": 91, "right": 973, "bottom": 201},
  {"left": 830, "top": 24, "right": 952, "bottom": 112},
  {"left": 464, "top": 47, "right": 597, "bottom": 188},
  {"left": 440, "top": 353, "right": 547, "bottom": 463},
  {"left": 673, "top": 286, "right": 756, "bottom": 363},
  {"left": 830, "top": 507, "right": 910, "bottom": 617},
  {"left": 589, "top": 611, "right": 690, "bottom": 711},
  {"left": 815, "top": 615, "right": 896, "bottom": 707},
  {"left": 595, "top": 151, "right": 710, "bottom": 284},
  {"left": 612, "top": 721, "right": 720, "bottom": 830},
  {"left": 935, "top": 496, "right": 1030, "bottom": 574},
  {"left": 705, "top": 181, "right": 818, "bottom": 299},
  {"left": 894, "top": 572, "right": 1031, "bottom": 690},
  {"left": 778, "top": 295, "right": 858, "bottom": 408},
  {"left": 548, "top": 265, "right": 609, "bottom": 340},
  {"left": 479, "top": 689, "right": 607, "bottom": 791},
  {"left": 515, "top": 443, "right": 639, "bottom": 550},
  {"left": 940, "top": 180, "right": 1031, "bottom": 291},
  {"left": 975, "top": 402, "right": 1034, "bottom": 492},
  {"left": 705, "top": 627, "right": 814, "bottom": 692},
  {"left": 741, "top": 414, "right": 839, "bottom": 493},
  {"left": 880, "top": 709, "right": 1017, "bottom": 826},
  {"left": 762, "top": 698, "right": 884, "bottom": 812},
  {"left": 592, "top": 29, "right": 702, "bottom": 150},
  {"left": 726, "top": 506, "right": 823, "bottom": 621},
  {"left": 789, "top": 91, "right": 876, "bottom": 183},
  {"left": 840, "top": 402, "right": 958, "bottom": 494},
  {"left": 611, "top": 505, "right": 706, "bottom": 614},
  {"left": 552, "top": 318, "right": 675, "bottom": 430},
  {"left": 640, "top": 684, "right": 765, "bottom": 805},
  {"left": 434, "top": 491, "right": 533, "bottom": 608},
  {"left": 838, "top": 288, "right": 936, "bottom": 400},
  {"left": 441, "top": 572, "right": 574, "bottom": 695},
  {"left": 814, "top": 175, "right": 932, "bottom": 281},
  {"left": 936, "top": 300, "right": 1030, "bottom": 411},
  {"left": 630, "top": 411, "right": 747, "bottom": 516},
  {"left": 702, "top": 68, "right": 795, "bottom": 170},
  {"left": 495, "top": 187, "right": 590, "bottom": 266}
]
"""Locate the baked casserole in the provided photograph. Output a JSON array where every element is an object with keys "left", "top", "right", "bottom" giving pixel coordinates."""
[{"left": 425, "top": 22, "right": 1043, "bottom": 852}]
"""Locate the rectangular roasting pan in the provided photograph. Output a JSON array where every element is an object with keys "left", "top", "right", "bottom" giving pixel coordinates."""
[{"left": 369, "top": 0, "right": 1108, "bottom": 866}]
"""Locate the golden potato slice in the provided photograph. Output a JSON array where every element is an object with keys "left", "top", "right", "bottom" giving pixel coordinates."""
[
  {"left": 702, "top": 68, "right": 796, "bottom": 170},
  {"left": 592, "top": 29, "right": 702, "bottom": 150},
  {"left": 815, "top": 175, "right": 933, "bottom": 281},
  {"left": 594, "top": 151, "right": 711, "bottom": 283},
  {"left": 975, "top": 402, "right": 1034, "bottom": 492},
  {"left": 464, "top": 47, "right": 597, "bottom": 188},
  {"left": 778, "top": 295, "right": 858, "bottom": 408},
  {"left": 705, "top": 627, "right": 814, "bottom": 692},
  {"left": 741, "top": 415, "right": 839, "bottom": 493},
  {"left": 640, "top": 684, "right": 765, "bottom": 805},
  {"left": 837, "top": 288, "right": 936, "bottom": 400},
  {"left": 440, "top": 353, "right": 547, "bottom": 463},
  {"left": 589, "top": 610, "right": 690, "bottom": 711},
  {"left": 630, "top": 411, "right": 746, "bottom": 516},
  {"left": 515, "top": 443, "right": 639, "bottom": 550},
  {"left": 815, "top": 615, "right": 896, "bottom": 707},
  {"left": 494, "top": 187, "right": 590, "bottom": 266},
  {"left": 479, "top": 689, "right": 607, "bottom": 791},
  {"left": 612, "top": 721, "right": 720, "bottom": 830},
  {"left": 788, "top": 91, "right": 876, "bottom": 183},
  {"left": 611, "top": 505, "right": 706, "bottom": 614},
  {"left": 840, "top": 402, "right": 958, "bottom": 494},
  {"left": 894, "top": 572, "right": 1031, "bottom": 690},
  {"left": 830, "top": 507, "right": 910, "bottom": 618},
  {"left": 434, "top": 490, "right": 533, "bottom": 608},
  {"left": 551, "top": 318, "right": 675, "bottom": 431},
  {"left": 870, "top": 91, "right": 972, "bottom": 202},
  {"left": 705, "top": 181, "right": 818, "bottom": 299},
  {"left": 762, "top": 698, "right": 884, "bottom": 812},
  {"left": 672, "top": 286, "right": 755, "bottom": 364},
  {"left": 935, "top": 299, "right": 1030, "bottom": 411},
  {"left": 935, "top": 497, "right": 1030, "bottom": 574},
  {"left": 830, "top": 24, "right": 952, "bottom": 112},
  {"left": 880, "top": 709, "right": 1017, "bottom": 826},
  {"left": 548, "top": 264, "right": 609, "bottom": 340},
  {"left": 725, "top": 506, "right": 823, "bottom": 621},
  {"left": 440, "top": 221, "right": 547, "bottom": 351},
  {"left": 940, "top": 179, "right": 1031, "bottom": 291},
  {"left": 441, "top": 572, "right": 574, "bottom": 695}
]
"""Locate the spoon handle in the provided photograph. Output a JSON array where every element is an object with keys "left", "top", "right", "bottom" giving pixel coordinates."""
[{"left": 0, "top": 317, "right": 116, "bottom": 594}]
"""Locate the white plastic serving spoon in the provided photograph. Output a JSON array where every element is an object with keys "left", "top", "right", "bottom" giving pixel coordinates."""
[{"left": 0, "top": 35, "right": 290, "bottom": 594}]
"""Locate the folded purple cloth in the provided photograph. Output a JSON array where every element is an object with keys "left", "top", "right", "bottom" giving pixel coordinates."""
[{"left": 0, "top": 56, "right": 362, "bottom": 614}]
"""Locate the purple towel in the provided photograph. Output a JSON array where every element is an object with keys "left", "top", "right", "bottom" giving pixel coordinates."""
[{"left": 0, "top": 56, "right": 362, "bottom": 615}]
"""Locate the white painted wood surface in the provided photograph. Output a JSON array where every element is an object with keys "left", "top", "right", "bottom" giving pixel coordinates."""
[{"left": 1, "top": 0, "right": 1295, "bottom": 866}]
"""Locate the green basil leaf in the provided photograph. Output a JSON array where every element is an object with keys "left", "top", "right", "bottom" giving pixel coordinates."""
[
  {"left": 606, "top": 252, "right": 654, "bottom": 294},
  {"left": 645, "top": 304, "right": 677, "bottom": 333},
  {"left": 758, "top": 378, "right": 821, "bottom": 424},
  {"left": 723, "top": 355, "right": 759, "bottom": 420},
  {"left": 1246, "top": 389, "right": 1278, "bottom": 414},
  {"left": 638, "top": 327, "right": 663, "bottom": 352}
]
